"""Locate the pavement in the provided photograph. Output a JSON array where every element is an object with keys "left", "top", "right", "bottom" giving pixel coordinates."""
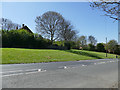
[{"left": 1, "top": 59, "right": 119, "bottom": 88}]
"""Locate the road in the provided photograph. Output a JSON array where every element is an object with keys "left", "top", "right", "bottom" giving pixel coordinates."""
[{"left": 1, "top": 59, "right": 119, "bottom": 88}]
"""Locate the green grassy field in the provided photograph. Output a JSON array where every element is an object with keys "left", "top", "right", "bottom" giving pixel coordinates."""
[{"left": 1, "top": 48, "right": 118, "bottom": 64}]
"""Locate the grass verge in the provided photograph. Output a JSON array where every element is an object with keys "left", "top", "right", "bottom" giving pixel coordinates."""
[{"left": 2, "top": 48, "right": 118, "bottom": 64}]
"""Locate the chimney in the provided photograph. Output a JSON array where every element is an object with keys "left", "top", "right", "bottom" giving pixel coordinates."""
[
  {"left": 16, "top": 26, "right": 18, "bottom": 30},
  {"left": 22, "top": 24, "right": 25, "bottom": 28}
]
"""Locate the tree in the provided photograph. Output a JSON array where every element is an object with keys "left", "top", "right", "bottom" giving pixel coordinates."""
[
  {"left": 107, "top": 40, "right": 118, "bottom": 53},
  {"left": 88, "top": 43, "right": 96, "bottom": 51},
  {"left": 60, "top": 20, "right": 76, "bottom": 42},
  {"left": 114, "top": 45, "right": 120, "bottom": 54},
  {"left": 0, "top": 18, "right": 21, "bottom": 30},
  {"left": 88, "top": 35, "right": 97, "bottom": 45},
  {"left": 76, "top": 35, "right": 87, "bottom": 49},
  {"left": 79, "top": 35, "right": 87, "bottom": 46},
  {"left": 2, "top": 29, "right": 51, "bottom": 48},
  {"left": 35, "top": 11, "right": 64, "bottom": 44},
  {"left": 90, "top": 1, "right": 119, "bottom": 20},
  {"left": 90, "top": 1, "right": 120, "bottom": 46},
  {"left": 33, "top": 33, "right": 52, "bottom": 49},
  {"left": 96, "top": 43, "right": 105, "bottom": 52}
]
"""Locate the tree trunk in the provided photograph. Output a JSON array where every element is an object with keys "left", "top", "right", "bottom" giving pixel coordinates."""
[{"left": 51, "top": 33, "right": 54, "bottom": 45}]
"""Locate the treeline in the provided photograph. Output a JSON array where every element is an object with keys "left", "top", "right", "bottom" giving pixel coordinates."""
[
  {"left": 54, "top": 41, "right": 120, "bottom": 55},
  {"left": 1, "top": 11, "right": 120, "bottom": 55},
  {"left": 1, "top": 30, "right": 51, "bottom": 49},
  {"left": 0, "top": 18, "right": 21, "bottom": 30},
  {"left": 1, "top": 29, "right": 120, "bottom": 55}
]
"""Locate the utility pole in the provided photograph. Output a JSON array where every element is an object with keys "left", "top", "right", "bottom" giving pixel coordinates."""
[
  {"left": 106, "top": 37, "right": 107, "bottom": 57},
  {"left": 118, "top": 1, "right": 120, "bottom": 45}
]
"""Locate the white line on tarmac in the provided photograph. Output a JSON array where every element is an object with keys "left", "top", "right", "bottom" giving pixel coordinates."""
[
  {"left": 2, "top": 73, "right": 24, "bottom": 77},
  {"left": 2, "top": 70, "right": 46, "bottom": 77},
  {"left": 1, "top": 60, "right": 118, "bottom": 77},
  {"left": 23, "top": 69, "right": 38, "bottom": 72},
  {"left": 82, "top": 64, "right": 87, "bottom": 66},
  {"left": 1, "top": 69, "right": 38, "bottom": 74},
  {"left": 0, "top": 70, "right": 23, "bottom": 73},
  {"left": 25, "top": 70, "right": 46, "bottom": 75}
]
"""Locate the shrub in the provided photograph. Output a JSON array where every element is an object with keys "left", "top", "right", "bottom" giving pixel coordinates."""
[
  {"left": 2, "top": 30, "right": 51, "bottom": 49},
  {"left": 88, "top": 44, "right": 95, "bottom": 51},
  {"left": 64, "top": 41, "right": 71, "bottom": 50},
  {"left": 114, "top": 45, "right": 120, "bottom": 55},
  {"left": 96, "top": 43, "right": 105, "bottom": 52}
]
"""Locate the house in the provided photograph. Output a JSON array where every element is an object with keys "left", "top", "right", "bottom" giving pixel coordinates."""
[{"left": 19, "top": 24, "right": 33, "bottom": 34}]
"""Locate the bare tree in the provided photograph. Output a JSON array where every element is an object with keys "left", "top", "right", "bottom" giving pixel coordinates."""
[
  {"left": 90, "top": 0, "right": 120, "bottom": 44},
  {"left": 88, "top": 35, "right": 97, "bottom": 45},
  {"left": 90, "top": 0, "right": 119, "bottom": 20},
  {"left": 60, "top": 20, "right": 76, "bottom": 41},
  {"left": 35, "top": 11, "right": 64, "bottom": 44},
  {"left": 0, "top": 18, "right": 7, "bottom": 30},
  {"left": 0, "top": 18, "right": 21, "bottom": 30},
  {"left": 79, "top": 35, "right": 87, "bottom": 46}
]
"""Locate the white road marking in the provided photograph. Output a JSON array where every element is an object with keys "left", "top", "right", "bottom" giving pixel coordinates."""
[
  {"left": 97, "top": 62, "right": 106, "bottom": 64},
  {"left": 2, "top": 70, "right": 47, "bottom": 77},
  {"left": 25, "top": 69, "right": 38, "bottom": 71},
  {"left": 82, "top": 64, "right": 87, "bottom": 66},
  {"left": 38, "top": 69, "right": 41, "bottom": 72},
  {"left": 2, "top": 60, "right": 118, "bottom": 77},
  {"left": 94, "top": 63, "right": 97, "bottom": 65},
  {"left": 2, "top": 73, "right": 24, "bottom": 77},
  {"left": 1, "top": 70, "right": 23, "bottom": 73},
  {"left": 1, "top": 69, "right": 38, "bottom": 74},
  {"left": 64, "top": 66, "right": 67, "bottom": 69},
  {"left": 93, "top": 60, "right": 118, "bottom": 65},
  {"left": 25, "top": 71, "right": 39, "bottom": 75}
]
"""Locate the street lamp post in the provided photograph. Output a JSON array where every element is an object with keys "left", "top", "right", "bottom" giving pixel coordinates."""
[
  {"left": 118, "top": 2, "right": 120, "bottom": 45},
  {"left": 106, "top": 37, "right": 107, "bottom": 57}
]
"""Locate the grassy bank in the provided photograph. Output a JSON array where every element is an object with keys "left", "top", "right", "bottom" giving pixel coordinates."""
[{"left": 1, "top": 48, "right": 118, "bottom": 64}]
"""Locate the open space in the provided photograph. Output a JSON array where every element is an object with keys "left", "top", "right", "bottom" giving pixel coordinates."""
[
  {"left": 2, "top": 48, "right": 118, "bottom": 64},
  {"left": 1, "top": 2, "right": 120, "bottom": 89}
]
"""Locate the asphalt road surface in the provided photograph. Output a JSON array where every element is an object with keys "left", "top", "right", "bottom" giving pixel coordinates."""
[{"left": 1, "top": 59, "right": 119, "bottom": 88}]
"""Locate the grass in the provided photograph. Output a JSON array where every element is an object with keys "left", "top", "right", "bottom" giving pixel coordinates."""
[{"left": 1, "top": 48, "right": 118, "bottom": 64}]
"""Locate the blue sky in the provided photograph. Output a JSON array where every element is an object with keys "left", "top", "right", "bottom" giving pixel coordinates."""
[{"left": 2, "top": 2, "right": 118, "bottom": 43}]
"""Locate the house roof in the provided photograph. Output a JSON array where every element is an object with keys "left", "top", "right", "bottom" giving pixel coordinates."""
[{"left": 19, "top": 24, "right": 33, "bottom": 34}]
